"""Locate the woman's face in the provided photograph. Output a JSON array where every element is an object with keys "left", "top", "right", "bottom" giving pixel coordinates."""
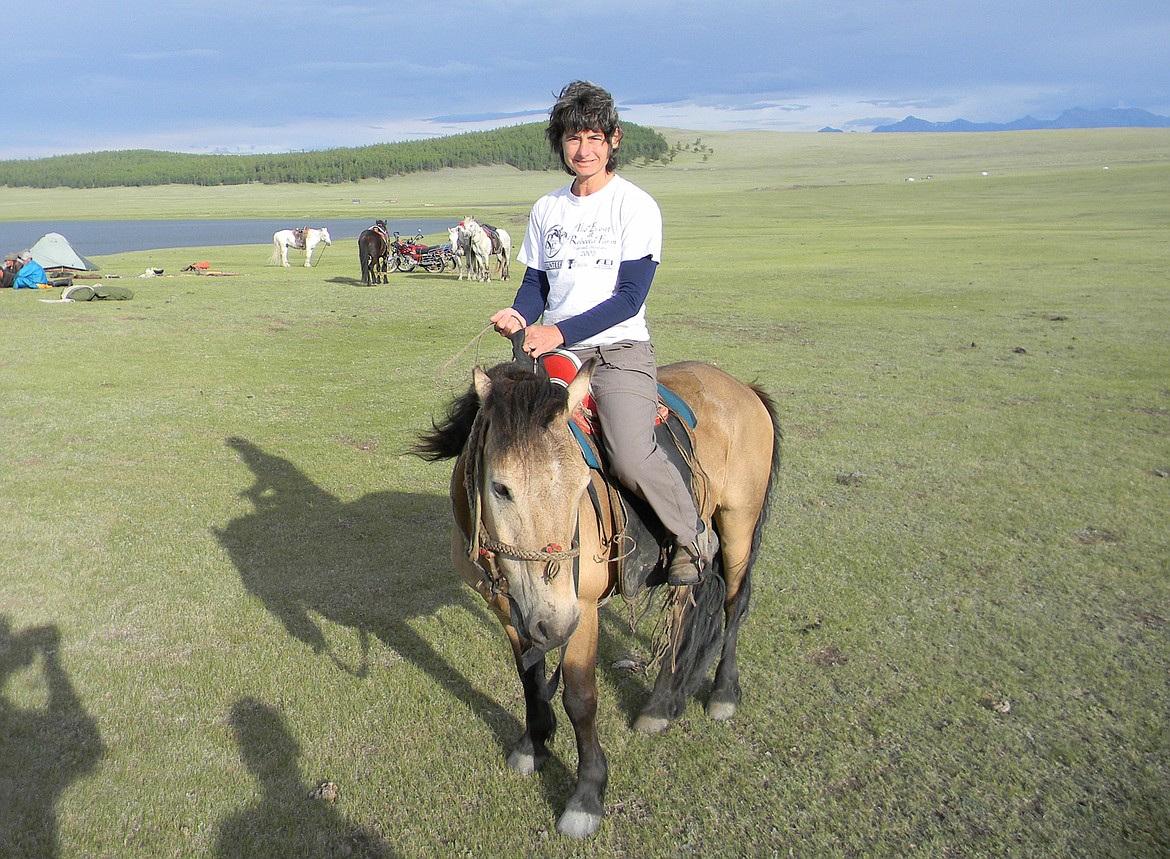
[{"left": 562, "top": 127, "right": 621, "bottom": 183}]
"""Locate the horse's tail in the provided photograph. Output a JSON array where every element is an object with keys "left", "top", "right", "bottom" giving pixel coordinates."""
[
  {"left": 734, "top": 385, "right": 782, "bottom": 612},
  {"left": 655, "top": 566, "right": 725, "bottom": 720},
  {"left": 662, "top": 385, "right": 780, "bottom": 714},
  {"left": 703, "top": 385, "right": 781, "bottom": 637},
  {"left": 269, "top": 239, "right": 281, "bottom": 266}
]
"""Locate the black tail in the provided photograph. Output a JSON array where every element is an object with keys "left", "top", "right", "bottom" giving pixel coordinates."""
[
  {"left": 746, "top": 384, "right": 782, "bottom": 579},
  {"left": 671, "top": 556, "right": 730, "bottom": 705}
]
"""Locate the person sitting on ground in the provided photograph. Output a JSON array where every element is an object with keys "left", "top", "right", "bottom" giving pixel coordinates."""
[
  {"left": 12, "top": 250, "right": 49, "bottom": 290},
  {"left": 0, "top": 253, "right": 18, "bottom": 289}
]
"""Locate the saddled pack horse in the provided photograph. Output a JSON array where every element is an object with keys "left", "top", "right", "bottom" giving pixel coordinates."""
[
  {"left": 271, "top": 227, "right": 332, "bottom": 267},
  {"left": 415, "top": 351, "right": 781, "bottom": 838},
  {"left": 358, "top": 221, "right": 390, "bottom": 285},
  {"left": 478, "top": 220, "right": 512, "bottom": 280}
]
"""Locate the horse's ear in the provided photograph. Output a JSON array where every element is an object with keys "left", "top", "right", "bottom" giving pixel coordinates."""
[
  {"left": 473, "top": 366, "right": 492, "bottom": 402},
  {"left": 566, "top": 359, "right": 594, "bottom": 414}
]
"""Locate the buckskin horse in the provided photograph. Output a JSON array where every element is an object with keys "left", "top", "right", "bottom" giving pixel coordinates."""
[
  {"left": 358, "top": 221, "right": 390, "bottom": 285},
  {"left": 414, "top": 351, "right": 781, "bottom": 838},
  {"left": 271, "top": 226, "right": 332, "bottom": 267}
]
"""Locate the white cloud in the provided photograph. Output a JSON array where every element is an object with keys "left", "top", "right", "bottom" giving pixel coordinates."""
[{"left": 1, "top": 1, "right": 1166, "bottom": 158}]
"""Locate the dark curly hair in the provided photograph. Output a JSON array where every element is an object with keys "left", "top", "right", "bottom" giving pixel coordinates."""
[{"left": 545, "top": 80, "right": 622, "bottom": 175}]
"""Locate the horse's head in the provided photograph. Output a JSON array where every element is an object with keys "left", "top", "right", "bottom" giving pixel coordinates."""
[
  {"left": 470, "top": 360, "right": 594, "bottom": 653},
  {"left": 319, "top": 227, "right": 332, "bottom": 246}
]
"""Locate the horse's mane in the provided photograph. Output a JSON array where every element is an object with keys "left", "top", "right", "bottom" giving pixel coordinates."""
[
  {"left": 413, "top": 384, "right": 481, "bottom": 462},
  {"left": 412, "top": 361, "right": 567, "bottom": 461},
  {"left": 481, "top": 362, "right": 569, "bottom": 453}
]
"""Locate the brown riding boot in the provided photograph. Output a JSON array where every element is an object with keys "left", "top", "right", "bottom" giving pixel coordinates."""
[{"left": 667, "top": 541, "right": 703, "bottom": 587}]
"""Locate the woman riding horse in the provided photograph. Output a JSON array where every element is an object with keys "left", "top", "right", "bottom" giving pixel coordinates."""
[{"left": 418, "top": 79, "right": 782, "bottom": 840}]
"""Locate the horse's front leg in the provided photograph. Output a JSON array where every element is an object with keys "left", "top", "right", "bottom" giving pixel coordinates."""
[
  {"left": 556, "top": 598, "right": 607, "bottom": 839},
  {"left": 303, "top": 245, "right": 314, "bottom": 267},
  {"left": 451, "top": 528, "right": 557, "bottom": 774},
  {"left": 506, "top": 636, "right": 557, "bottom": 776}
]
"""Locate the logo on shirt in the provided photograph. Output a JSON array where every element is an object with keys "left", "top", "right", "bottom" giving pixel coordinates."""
[{"left": 544, "top": 226, "right": 568, "bottom": 258}]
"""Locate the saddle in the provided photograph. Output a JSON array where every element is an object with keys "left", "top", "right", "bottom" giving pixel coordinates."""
[
  {"left": 540, "top": 350, "right": 709, "bottom": 597},
  {"left": 480, "top": 222, "right": 504, "bottom": 254},
  {"left": 293, "top": 228, "right": 307, "bottom": 250}
]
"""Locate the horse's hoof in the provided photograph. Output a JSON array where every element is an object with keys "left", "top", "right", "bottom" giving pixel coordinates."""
[
  {"left": 506, "top": 749, "right": 537, "bottom": 776},
  {"left": 633, "top": 714, "right": 670, "bottom": 734},
  {"left": 707, "top": 700, "right": 737, "bottom": 721},
  {"left": 557, "top": 809, "right": 601, "bottom": 839}
]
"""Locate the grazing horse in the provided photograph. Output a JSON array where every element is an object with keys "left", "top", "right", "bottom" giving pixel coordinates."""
[
  {"left": 271, "top": 227, "right": 332, "bottom": 267},
  {"left": 448, "top": 220, "right": 492, "bottom": 282},
  {"left": 358, "top": 221, "right": 390, "bottom": 285},
  {"left": 415, "top": 355, "right": 781, "bottom": 838}
]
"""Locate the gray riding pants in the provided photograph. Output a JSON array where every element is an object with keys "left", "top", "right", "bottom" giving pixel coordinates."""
[{"left": 570, "top": 340, "right": 699, "bottom": 545}]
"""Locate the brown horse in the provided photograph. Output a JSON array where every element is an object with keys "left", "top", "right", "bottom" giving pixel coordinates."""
[
  {"left": 358, "top": 223, "right": 389, "bottom": 285},
  {"left": 415, "top": 356, "right": 780, "bottom": 838}
]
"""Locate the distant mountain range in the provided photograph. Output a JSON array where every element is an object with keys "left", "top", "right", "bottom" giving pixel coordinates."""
[{"left": 863, "top": 107, "right": 1170, "bottom": 133}]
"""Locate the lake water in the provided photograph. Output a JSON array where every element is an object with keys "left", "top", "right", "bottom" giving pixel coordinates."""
[{"left": 0, "top": 217, "right": 456, "bottom": 257}]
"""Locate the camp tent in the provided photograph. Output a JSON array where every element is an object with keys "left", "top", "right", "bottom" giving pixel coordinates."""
[{"left": 29, "top": 232, "right": 100, "bottom": 272}]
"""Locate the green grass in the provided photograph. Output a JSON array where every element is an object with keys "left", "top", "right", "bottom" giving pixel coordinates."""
[{"left": 2, "top": 128, "right": 1168, "bottom": 858}]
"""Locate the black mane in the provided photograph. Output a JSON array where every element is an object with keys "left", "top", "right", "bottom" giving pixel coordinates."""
[{"left": 412, "top": 361, "right": 567, "bottom": 461}]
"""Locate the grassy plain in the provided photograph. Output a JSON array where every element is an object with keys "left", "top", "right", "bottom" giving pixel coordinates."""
[{"left": 1, "top": 128, "right": 1168, "bottom": 858}]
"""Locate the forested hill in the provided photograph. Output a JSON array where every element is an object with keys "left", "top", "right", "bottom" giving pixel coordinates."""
[{"left": 0, "top": 122, "right": 669, "bottom": 189}]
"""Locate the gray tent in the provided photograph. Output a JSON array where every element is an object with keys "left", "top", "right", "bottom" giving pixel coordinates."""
[{"left": 30, "top": 232, "right": 100, "bottom": 271}]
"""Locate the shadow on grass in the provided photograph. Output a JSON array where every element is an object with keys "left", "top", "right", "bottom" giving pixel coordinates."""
[
  {"left": 323, "top": 276, "right": 371, "bottom": 287},
  {"left": 214, "top": 437, "right": 518, "bottom": 745},
  {"left": 215, "top": 697, "right": 397, "bottom": 858},
  {"left": 0, "top": 618, "right": 105, "bottom": 858},
  {"left": 215, "top": 436, "right": 680, "bottom": 827}
]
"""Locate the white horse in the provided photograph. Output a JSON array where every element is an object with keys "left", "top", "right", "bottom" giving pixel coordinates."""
[
  {"left": 448, "top": 221, "right": 492, "bottom": 282},
  {"left": 271, "top": 227, "right": 332, "bottom": 267},
  {"left": 480, "top": 222, "right": 512, "bottom": 280}
]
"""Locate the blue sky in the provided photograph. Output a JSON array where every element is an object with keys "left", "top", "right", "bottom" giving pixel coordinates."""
[{"left": 3, "top": 0, "right": 1166, "bottom": 159}]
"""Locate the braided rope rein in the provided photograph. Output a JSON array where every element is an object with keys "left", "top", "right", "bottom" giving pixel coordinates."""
[
  {"left": 465, "top": 407, "right": 580, "bottom": 587},
  {"left": 479, "top": 535, "right": 580, "bottom": 581}
]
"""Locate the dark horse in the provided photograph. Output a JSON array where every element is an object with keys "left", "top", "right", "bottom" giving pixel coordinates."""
[
  {"left": 415, "top": 356, "right": 781, "bottom": 837},
  {"left": 358, "top": 221, "right": 390, "bottom": 285}
]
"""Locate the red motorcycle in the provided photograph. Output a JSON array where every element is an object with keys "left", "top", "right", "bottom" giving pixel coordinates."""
[{"left": 391, "top": 230, "right": 458, "bottom": 273}]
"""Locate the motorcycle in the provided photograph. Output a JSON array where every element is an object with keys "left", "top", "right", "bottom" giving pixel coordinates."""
[{"left": 391, "top": 230, "right": 458, "bottom": 273}]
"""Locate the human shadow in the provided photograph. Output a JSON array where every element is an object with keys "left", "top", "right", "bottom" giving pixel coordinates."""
[
  {"left": 215, "top": 697, "right": 396, "bottom": 859},
  {"left": 0, "top": 617, "right": 105, "bottom": 858},
  {"left": 214, "top": 437, "right": 517, "bottom": 748}
]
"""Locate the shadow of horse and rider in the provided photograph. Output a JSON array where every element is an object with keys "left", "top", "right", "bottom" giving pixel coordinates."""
[
  {"left": 0, "top": 618, "right": 105, "bottom": 858},
  {"left": 214, "top": 438, "right": 655, "bottom": 739}
]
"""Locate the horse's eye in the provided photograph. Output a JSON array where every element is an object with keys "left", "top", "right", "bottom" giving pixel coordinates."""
[{"left": 490, "top": 481, "right": 512, "bottom": 501}]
